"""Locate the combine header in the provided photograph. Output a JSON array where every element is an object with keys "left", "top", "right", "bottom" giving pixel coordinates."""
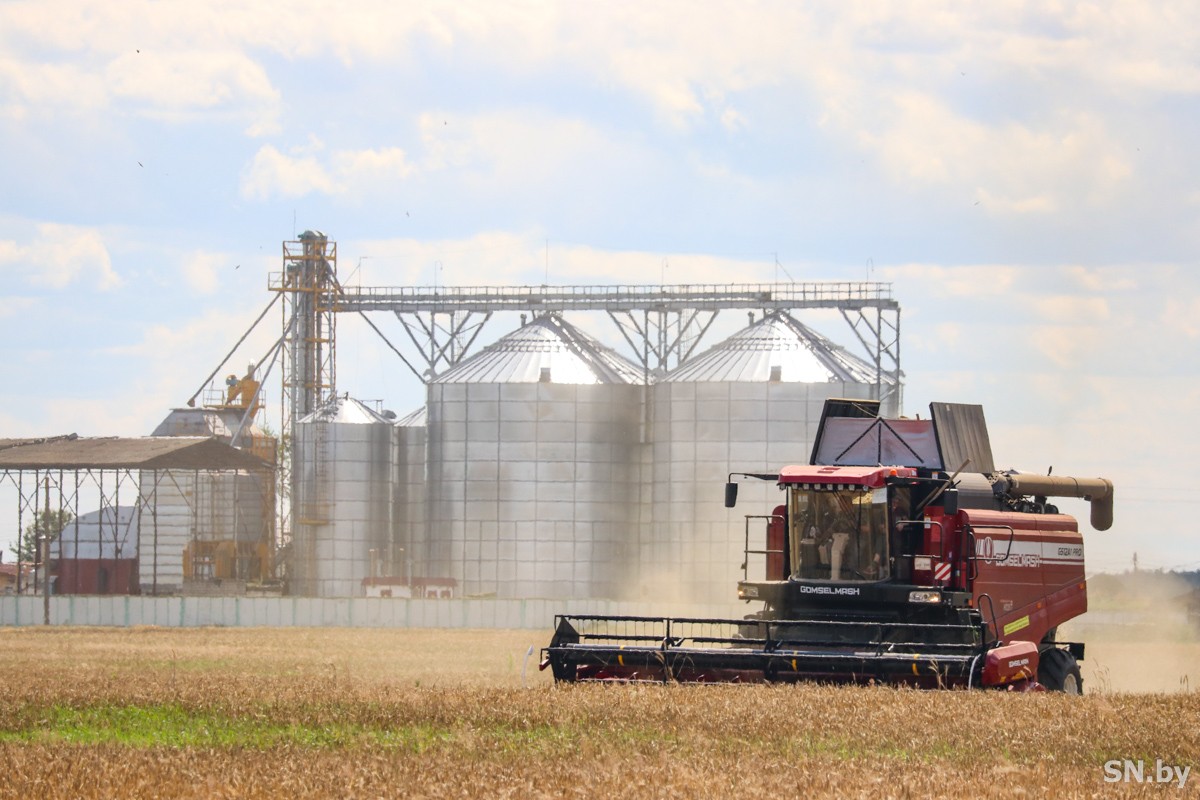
[{"left": 542, "top": 400, "right": 1113, "bottom": 692}]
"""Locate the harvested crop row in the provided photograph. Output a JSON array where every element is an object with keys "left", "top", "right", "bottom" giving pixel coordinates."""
[{"left": 1, "top": 627, "right": 1197, "bottom": 799}]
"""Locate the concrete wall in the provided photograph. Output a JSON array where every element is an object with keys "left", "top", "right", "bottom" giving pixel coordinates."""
[{"left": 0, "top": 595, "right": 747, "bottom": 630}]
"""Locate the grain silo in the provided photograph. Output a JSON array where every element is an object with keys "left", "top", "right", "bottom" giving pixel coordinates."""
[
  {"left": 291, "top": 396, "right": 393, "bottom": 597},
  {"left": 139, "top": 407, "right": 274, "bottom": 593},
  {"left": 422, "top": 314, "right": 644, "bottom": 599},
  {"left": 646, "top": 311, "right": 898, "bottom": 602},
  {"left": 390, "top": 406, "right": 426, "bottom": 592}
]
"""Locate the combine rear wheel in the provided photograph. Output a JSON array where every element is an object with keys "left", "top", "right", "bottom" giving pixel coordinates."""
[{"left": 1038, "top": 648, "right": 1082, "bottom": 694}]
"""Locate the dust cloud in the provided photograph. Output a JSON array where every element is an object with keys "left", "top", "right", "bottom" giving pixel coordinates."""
[{"left": 1067, "top": 571, "right": 1200, "bottom": 694}]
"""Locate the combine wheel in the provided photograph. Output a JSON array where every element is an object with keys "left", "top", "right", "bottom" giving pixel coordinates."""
[{"left": 1038, "top": 647, "right": 1083, "bottom": 695}]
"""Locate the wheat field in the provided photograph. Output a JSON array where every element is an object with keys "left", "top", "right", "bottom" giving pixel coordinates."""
[{"left": 0, "top": 626, "right": 1197, "bottom": 799}]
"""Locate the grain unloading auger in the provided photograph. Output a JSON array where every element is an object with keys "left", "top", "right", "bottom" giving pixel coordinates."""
[{"left": 542, "top": 400, "right": 1113, "bottom": 692}]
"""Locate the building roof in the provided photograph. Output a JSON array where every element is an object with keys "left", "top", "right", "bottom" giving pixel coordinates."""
[
  {"left": 151, "top": 407, "right": 267, "bottom": 439},
  {"left": 0, "top": 435, "right": 271, "bottom": 471},
  {"left": 432, "top": 314, "right": 643, "bottom": 385},
  {"left": 298, "top": 396, "right": 392, "bottom": 425},
  {"left": 393, "top": 406, "right": 427, "bottom": 427},
  {"left": 661, "top": 311, "right": 888, "bottom": 384}
]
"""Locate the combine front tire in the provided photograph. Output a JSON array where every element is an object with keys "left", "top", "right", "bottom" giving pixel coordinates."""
[{"left": 1038, "top": 648, "right": 1083, "bottom": 694}]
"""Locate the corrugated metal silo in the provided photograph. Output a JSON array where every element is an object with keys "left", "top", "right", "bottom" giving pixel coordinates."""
[
  {"left": 649, "top": 311, "right": 897, "bottom": 602},
  {"left": 392, "top": 406, "right": 426, "bottom": 588},
  {"left": 139, "top": 408, "right": 273, "bottom": 593},
  {"left": 424, "top": 314, "right": 644, "bottom": 599},
  {"left": 292, "top": 396, "right": 393, "bottom": 597}
]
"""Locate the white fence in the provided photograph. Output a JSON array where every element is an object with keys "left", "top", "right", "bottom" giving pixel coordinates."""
[{"left": 0, "top": 595, "right": 749, "bottom": 630}]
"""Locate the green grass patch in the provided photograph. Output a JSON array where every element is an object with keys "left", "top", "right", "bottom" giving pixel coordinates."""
[
  {"left": 0, "top": 702, "right": 726, "bottom": 758},
  {"left": 0, "top": 704, "right": 453, "bottom": 751}
]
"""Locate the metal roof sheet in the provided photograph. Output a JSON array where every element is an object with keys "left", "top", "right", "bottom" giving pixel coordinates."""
[
  {"left": 432, "top": 315, "right": 643, "bottom": 385},
  {"left": 662, "top": 311, "right": 888, "bottom": 384},
  {"left": 0, "top": 435, "right": 270, "bottom": 471},
  {"left": 151, "top": 408, "right": 267, "bottom": 439},
  {"left": 393, "top": 406, "right": 427, "bottom": 427},
  {"left": 298, "top": 396, "right": 392, "bottom": 425}
]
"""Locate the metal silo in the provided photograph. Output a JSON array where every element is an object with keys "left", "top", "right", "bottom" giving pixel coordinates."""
[
  {"left": 292, "top": 396, "right": 393, "bottom": 597},
  {"left": 424, "top": 314, "right": 644, "bottom": 599},
  {"left": 391, "top": 406, "right": 426, "bottom": 593},
  {"left": 139, "top": 408, "right": 273, "bottom": 594},
  {"left": 649, "top": 311, "right": 897, "bottom": 602}
]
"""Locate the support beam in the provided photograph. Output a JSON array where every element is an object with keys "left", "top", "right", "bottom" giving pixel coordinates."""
[{"left": 336, "top": 281, "right": 898, "bottom": 382}]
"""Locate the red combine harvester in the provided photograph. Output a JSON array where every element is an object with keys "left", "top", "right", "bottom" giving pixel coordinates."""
[{"left": 542, "top": 400, "right": 1113, "bottom": 692}]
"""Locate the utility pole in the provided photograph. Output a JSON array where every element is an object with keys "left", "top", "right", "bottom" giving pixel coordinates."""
[{"left": 42, "top": 476, "right": 50, "bottom": 625}]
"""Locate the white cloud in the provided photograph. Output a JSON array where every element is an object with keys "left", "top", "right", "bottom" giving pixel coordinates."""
[
  {"left": 108, "top": 306, "right": 275, "bottom": 360},
  {"left": 883, "top": 263, "right": 1021, "bottom": 298},
  {"left": 0, "top": 2, "right": 1190, "bottom": 213},
  {"left": 0, "top": 224, "right": 119, "bottom": 290},
  {"left": 1163, "top": 295, "right": 1200, "bottom": 340},
  {"left": 240, "top": 143, "right": 337, "bottom": 200},
  {"left": 0, "top": 57, "right": 107, "bottom": 116},
  {"left": 436, "top": 111, "right": 620, "bottom": 185},
  {"left": 181, "top": 251, "right": 228, "bottom": 295},
  {"left": 333, "top": 147, "right": 415, "bottom": 186},
  {"left": 1065, "top": 266, "right": 1138, "bottom": 293},
  {"left": 350, "top": 230, "right": 556, "bottom": 287},
  {"left": 3, "top": 2, "right": 1197, "bottom": 114},
  {"left": 719, "top": 107, "right": 747, "bottom": 133},
  {"left": 1028, "top": 295, "right": 1110, "bottom": 323},
  {"left": 0, "top": 296, "right": 37, "bottom": 318},
  {"left": 856, "top": 95, "right": 1131, "bottom": 214},
  {"left": 0, "top": 54, "right": 279, "bottom": 134},
  {"left": 883, "top": 263, "right": 1194, "bottom": 397},
  {"left": 1023, "top": 324, "right": 1104, "bottom": 369},
  {"left": 244, "top": 108, "right": 638, "bottom": 203},
  {"left": 348, "top": 230, "right": 784, "bottom": 290},
  {"left": 241, "top": 141, "right": 414, "bottom": 200},
  {"left": 102, "top": 306, "right": 282, "bottom": 427},
  {"left": 551, "top": 245, "right": 768, "bottom": 286},
  {"left": 105, "top": 49, "right": 281, "bottom": 133}
]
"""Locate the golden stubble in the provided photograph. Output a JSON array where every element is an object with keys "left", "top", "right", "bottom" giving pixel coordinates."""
[{"left": 0, "top": 626, "right": 1197, "bottom": 799}]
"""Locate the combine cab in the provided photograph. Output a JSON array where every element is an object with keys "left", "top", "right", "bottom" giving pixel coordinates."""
[{"left": 543, "top": 400, "right": 1112, "bottom": 692}]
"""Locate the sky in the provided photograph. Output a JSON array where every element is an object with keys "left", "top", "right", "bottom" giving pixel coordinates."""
[{"left": 2, "top": 1, "right": 1198, "bottom": 574}]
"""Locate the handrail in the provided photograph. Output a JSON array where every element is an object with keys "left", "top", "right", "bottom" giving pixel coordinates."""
[
  {"left": 895, "top": 518, "right": 942, "bottom": 559},
  {"left": 743, "top": 514, "right": 785, "bottom": 582},
  {"left": 274, "top": 280, "right": 899, "bottom": 313},
  {"left": 976, "top": 593, "right": 1001, "bottom": 643},
  {"left": 966, "top": 524, "right": 1016, "bottom": 564}
]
